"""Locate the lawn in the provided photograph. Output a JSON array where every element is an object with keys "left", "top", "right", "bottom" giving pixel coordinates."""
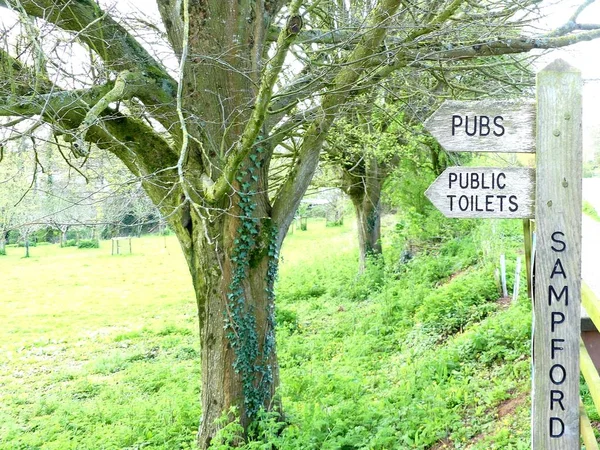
[{"left": 0, "top": 219, "right": 537, "bottom": 449}]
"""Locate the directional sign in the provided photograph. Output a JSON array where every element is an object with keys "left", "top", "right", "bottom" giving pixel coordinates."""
[
  {"left": 425, "top": 167, "right": 535, "bottom": 218},
  {"left": 424, "top": 99, "right": 535, "bottom": 153}
]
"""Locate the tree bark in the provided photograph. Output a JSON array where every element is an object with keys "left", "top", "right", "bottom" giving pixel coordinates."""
[
  {"left": 349, "top": 185, "right": 383, "bottom": 273},
  {"left": 0, "top": 232, "right": 6, "bottom": 255},
  {"left": 169, "top": 181, "right": 280, "bottom": 447},
  {"left": 342, "top": 157, "right": 386, "bottom": 273}
]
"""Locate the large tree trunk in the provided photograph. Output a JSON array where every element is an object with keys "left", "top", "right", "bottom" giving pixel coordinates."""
[
  {"left": 168, "top": 4, "right": 284, "bottom": 445},
  {"left": 171, "top": 177, "right": 280, "bottom": 448}
]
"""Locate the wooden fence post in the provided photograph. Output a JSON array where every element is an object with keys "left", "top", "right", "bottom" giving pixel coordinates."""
[{"left": 532, "top": 59, "right": 582, "bottom": 449}]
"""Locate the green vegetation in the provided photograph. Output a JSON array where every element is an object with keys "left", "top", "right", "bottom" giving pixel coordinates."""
[
  {"left": 77, "top": 239, "right": 100, "bottom": 249},
  {"left": 584, "top": 200, "right": 600, "bottom": 222},
  {"left": 0, "top": 216, "right": 544, "bottom": 449}
]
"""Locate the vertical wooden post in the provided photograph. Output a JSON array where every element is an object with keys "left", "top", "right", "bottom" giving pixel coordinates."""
[
  {"left": 512, "top": 256, "right": 521, "bottom": 304},
  {"left": 523, "top": 219, "right": 533, "bottom": 299},
  {"left": 532, "top": 59, "right": 582, "bottom": 449},
  {"left": 500, "top": 254, "right": 508, "bottom": 297}
]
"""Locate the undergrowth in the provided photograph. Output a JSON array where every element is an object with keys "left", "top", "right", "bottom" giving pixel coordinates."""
[
  {"left": 0, "top": 218, "right": 540, "bottom": 449},
  {"left": 208, "top": 219, "right": 534, "bottom": 449}
]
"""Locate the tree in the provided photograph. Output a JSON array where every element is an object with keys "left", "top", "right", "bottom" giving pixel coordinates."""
[
  {"left": 0, "top": 151, "right": 26, "bottom": 255},
  {"left": 325, "top": 43, "right": 537, "bottom": 272},
  {"left": 0, "top": 0, "right": 599, "bottom": 445}
]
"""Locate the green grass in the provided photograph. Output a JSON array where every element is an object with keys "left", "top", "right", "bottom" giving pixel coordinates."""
[{"left": 0, "top": 219, "right": 536, "bottom": 449}]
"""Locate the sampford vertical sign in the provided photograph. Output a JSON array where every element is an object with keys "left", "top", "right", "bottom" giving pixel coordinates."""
[
  {"left": 531, "top": 60, "right": 582, "bottom": 450},
  {"left": 423, "top": 59, "right": 583, "bottom": 450}
]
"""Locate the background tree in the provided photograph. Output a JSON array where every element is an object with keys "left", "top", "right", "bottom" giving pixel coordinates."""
[{"left": 0, "top": 0, "right": 599, "bottom": 445}]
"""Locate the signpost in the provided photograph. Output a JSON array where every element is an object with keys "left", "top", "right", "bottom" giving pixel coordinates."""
[
  {"left": 423, "top": 59, "right": 582, "bottom": 449},
  {"left": 531, "top": 60, "right": 582, "bottom": 450},
  {"left": 424, "top": 99, "right": 535, "bottom": 153},
  {"left": 425, "top": 167, "right": 534, "bottom": 219}
]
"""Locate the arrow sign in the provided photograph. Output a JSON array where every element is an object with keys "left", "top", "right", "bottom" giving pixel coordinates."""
[
  {"left": 425, "top": 167, "right": 535, "bottom": 218},
  {"left": 424, "top": 99, "right": 535, "bottom": 153}
]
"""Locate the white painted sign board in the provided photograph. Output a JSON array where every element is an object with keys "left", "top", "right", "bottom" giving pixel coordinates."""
[
  {"left": 424, "top": 99, "right": 535, "bottom": 153},
  {"left": 425, "top": 167, "right": 535, "bottom": 219}
]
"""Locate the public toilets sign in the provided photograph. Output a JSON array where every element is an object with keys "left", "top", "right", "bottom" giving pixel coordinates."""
[
  {"left": 423, "top": 60, "right": 583, "bottom": 450},
  {"left": 424, "top": 167, "right": 534, "bottom": 219}
]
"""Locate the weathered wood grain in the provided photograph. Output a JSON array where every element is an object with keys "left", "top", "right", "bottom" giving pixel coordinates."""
[
  {"left": 424, "top": 99, "right": 535, "bottom": 153},
  {"left": 532, "top": 59, "right": 582, "bottom": 450},
  {"left": 424, "top": 167, "right": 534, "bottom": 218}
]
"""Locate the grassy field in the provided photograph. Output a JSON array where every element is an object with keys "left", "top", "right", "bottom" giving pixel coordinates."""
[{"left": 0, "top": 219, "right": 548, "bottom": 449}]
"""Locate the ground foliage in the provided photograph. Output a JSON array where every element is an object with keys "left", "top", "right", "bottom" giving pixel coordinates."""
[{"left": 0, "top": 210, "right": 556, "bottom": 449}]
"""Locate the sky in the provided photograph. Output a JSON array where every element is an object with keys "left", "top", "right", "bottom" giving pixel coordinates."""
[{"left": 529, "top": 0, "right": 600, "bottom": 161}]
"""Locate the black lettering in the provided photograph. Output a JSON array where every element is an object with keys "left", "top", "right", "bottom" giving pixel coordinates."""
[
  {"left": 497, "top": 172, "right": 506, "bottom": 189},
  {"left": 549, "top": 364, "right": 566, "bottom": 385},
  {"left": 551, "top": 311, "right": 565, "bottom": 332},
  {"left": 470, "top": 172, "right": 480, "bottom": 189},
  {"left": 550, "top": 417, "right": 565, "bottom": 438},
  {"left": 447, "top": 195, "right": 456, "bottom": 211},
  {"left": 448, "top": 172, "right": 457, "bottom": 189},
  {"left": 465, "top": 116, "right": 477, "bottom": 136},
  {"left": 480, "top": 115, "right": 490, "bottom": 136},
  {"left": 485, "top": 195, "right": 494, "bottom": 212},
  {"left": 551, "top": 231, "right": 566, "bottom": 252},
  {"left": 551, "top": 339, "right": 565, "bottom": 359},
  {"left": 497, "top": 195, "right": 506, "bottom": 211},
  {"left": 549, "top": 285, "right": 568, "bottom": 306},
  {"left": 550, "top": 390, "right": 565, "bottom": 411},
  {"left": 550, "top": 258, "right": 567, "bottom": 279},
  {"left": 458, "top": 195, "right": 469, "bottom": 211},
  {"left": 493, "top": 116, "right": 505, "bottom": 136},
  {"left": 459, "top": 173, "right": 468, "bottom": 189},
  {"left": 452, "top": 115, "right": 462, "bottom": 136},
  {"left": 508, "top": 195, "right": 518, "bottom": 212},
  {"left": 475, "top": 195, "right": 483, "bottom": 212},
  {"left": 481, "top": 173, "right": 490, "bottom": 189}
]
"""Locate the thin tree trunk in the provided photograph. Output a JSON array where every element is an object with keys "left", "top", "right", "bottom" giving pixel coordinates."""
[
  {"left": 0, "top": 232, "right": 6, "bottom": 255},
  {"left": 350, "top": 190, "right": 382, "bottom": 273},
  {"left": 60, "top": 229, "right": 67, "bottom": 247},
  {"left": 342, "top": 157, "right": 386, "bottom": 273},
  {"left": 24, "top": 232, "right": 30, "bottom": 258}
]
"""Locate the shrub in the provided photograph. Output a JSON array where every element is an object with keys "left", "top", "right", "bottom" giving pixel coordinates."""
[
  {"left": 17, "top": 241, "right": 37, "bottom": 247},
  {"left": 77, "top": 239, "right": 100, "bottom": 249},
  {"left": 63, "top": 239, "right": 77, "bottom": 247},
  {"left": 276, "top": 307, "right": 299, "bottom": 331}
]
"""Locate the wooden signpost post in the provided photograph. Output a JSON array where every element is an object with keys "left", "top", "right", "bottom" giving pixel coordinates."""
[
  {"left": 532, "top": 60, "right": 582, "bottom": 449},
  {"left": 424, "top": 59, "right": 583, "bottom": 449}
]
